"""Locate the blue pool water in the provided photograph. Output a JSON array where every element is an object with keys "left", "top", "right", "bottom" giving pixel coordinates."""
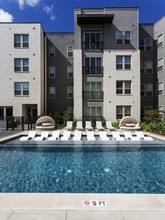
[{"left": 0, "top": 145, "right": 165, "bottom": 193}]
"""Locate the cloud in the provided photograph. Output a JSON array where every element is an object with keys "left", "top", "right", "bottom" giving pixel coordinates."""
[
  {"left": 50, "top": 15, "right": 55, "bottom": 21},
  {"left": 16, "top": 0, "right": 55, "bottom": 21},
  {"left": 43, "top": 4, "right": 53, "bottom": 14},
  {"left": 17, "top": 0, "right": 41, "bottom": 10},
  {"left": 43, "top": 4, "right": 55, "bottom": 21},
  {"left": 0, "top": 9, "right": 14, "bottom": 22}
]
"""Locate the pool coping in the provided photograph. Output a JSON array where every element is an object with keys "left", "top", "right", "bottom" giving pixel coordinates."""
[{"left": 0, "top": 193, "right": 165, "bottom": 211}]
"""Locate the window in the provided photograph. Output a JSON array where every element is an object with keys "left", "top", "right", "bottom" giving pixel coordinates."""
[
  {"left": 84, "top": 82, "right": 102, "bottom": 99},
  {"left": 84, "top": 57, "right": 102, "bottom": 75},
  {"left": 157, "top": 58, "right": 164, "bottom": 72},
  {"left": 14, "top": 58, "right": 29, "bottom": 72},
  {"left": 49, "top": 46, "right": 55, "bottom": 58},
  {"left": 116, "top": 81, "right": 131, "bottom": 95},
  {"left": 49, "top": 66, "right": 56, "bottom": 78},
  {"left": 84, "top": 106, "right": 102, "bottom": 119},
  {"left": 67, "top": 46, "right": 73, "bottom": 58},
  {"left": 0, "top": 107, "right": 13, "bottom": 117},
  {"left": 157, "top": 82, "right": 163, "bottom": 95},
  {"left": 139, "top": 38, "right": 152, "bottom": 51},
  {"left": 157, "top": 34, "right": 163, "bottom": 48},
  {"left": 49, "top": 86, "right": 56, "bottom": 98},
  {"left": 67, "top": 66, "right": 73, "bottom": 78},
  {"left": 84, "top": 82, "right": 101, "bottom": 91},
  {"left": 141, "top": 83, "right": 153, "bottom": 97},
  {"left": 14, "top": 34, "right": 29, "bottom": 48},
  {"left": 67, "top": 86, "right": 73, "bottom": 99},
  {"left": 14, "top": 82, "right": 29, "bottom": 96},
  {"left": 116, "top": 31, "right": 122, "bottom": 44},
  {"left": 116, "top": 31, "right": 131, "bottom": 44},
  {"left": 141, "top": 61, "right": 153, "bottom": 74},
  {"left": 84, "top": 32, "right": 102, "bottom": 50},
  {"left": 116, "top": 106, "right": 131, "bottom": 120},
  {"left": 158, "top": 105, "right": 164, "bottom": 119},
  {"left": 116, "top": 56, "right": 131, "bottom": 70}
]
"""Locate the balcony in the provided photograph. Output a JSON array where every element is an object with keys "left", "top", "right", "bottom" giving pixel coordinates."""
[
  {"left": 83, "top": 67, "right": 103, "bottom": 76},
  {"left": 83, "top": 42, "right": 103, "bottom": 51},
  {"left": 83, "top": 91, "right": 103, "bottom": 100},
  {"left": 83, "top": 116, "right": 103, "bottom": 121}
]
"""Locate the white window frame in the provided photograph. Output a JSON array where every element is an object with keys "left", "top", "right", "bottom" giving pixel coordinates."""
[
  {"left": 67, "top": 66, "right": 73, "bottom": 78},
  {"left": 158, "top": 105, "right": 164, "bottom": 119},
  {"left": 49, "top": 46, "right": 56, "bottom": 58},
  {"left": 157, "top": 58, "right": 164, "bottom": 72},
  {"left": 14, "top": 82, "right": 29, "bottom": 96},
  {"left": 14, "top": 34, "right": 29, "bottom": 48},
  {"left": 116, "top": 81, "right": 132, "bottom": 95},
  {"left": 49, "top": 66, "right": 56, "bottom": 78},
  {"left": 49, "top": 86, "right": 56, "bottom": 98},
  {"left": 115, "top": 31, "right": 131, "bottom": 45},
  {"left": 67, "top": 86, "right": 73, "bottom": 99},
  {"left": 116, "top": 106, "right": 131, "bottom": 120},
  {"left": 157, "top": 34, "right": 163, "bottom": 48},
  {"left": 14, "top": 58, "right": 29, "bottom": 72},
  {"left": 116, "top": 55, "right": 131, "bottom": 70},
  {"left": 67, "top": 46, "right": 73, "bottom": 58},
  {"left": 141, "top": 83, "right": 153, "bottom": 97},
  {"left": 157, "top": 82, "right": 163, "bottom": 95}
]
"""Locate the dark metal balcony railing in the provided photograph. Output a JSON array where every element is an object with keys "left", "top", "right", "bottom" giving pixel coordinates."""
[
  {"left": 83, "top": 67, "right": 103, "bottom": 76},
  {"left": 83, "top": 42, "right": 103, "bottom": 51},
  {"left": 83, "top": 116, "right": 103, "bottom": 121},
  {"left": 83, "top": 91, "right": 103, "bottom": 100}
]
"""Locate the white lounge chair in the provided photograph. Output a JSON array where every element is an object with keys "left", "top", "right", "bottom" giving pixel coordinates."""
[
  {"left": 35, "top": 131, "right": 49, "bottom": 141},
  {"left": 135, "top": 131, "right": 153, "bottom": 141},
  {"left": 61, "top": 131, "right": 71, "bottom": 141},
  {"left": 99, "top": 131, "right": 109, "bottom": 141},
  {"left": 64, "top": 121, "right": 73, "bottom": 130},
  {"left": 87, "top": 131, "right": 95, "bottom": 141},
  {"left": 76, "top": 121, "right": 83, "bottom": 130},
  {"left": 73, "top": 130, "right": 82, "bottom": 141},
  {"left": 48, "top": 131, "right": 60, "bottom": 141},
  {"left": 96, "top": 121, "right": 104, "bottom": 130},
  {"left": 85, "top": 121, "right": 93, "bottom": 130},
  {"left": 124, "top": 132, "right": 140, "bottom": 141},
  {"left": 106, "top": 121, "right": 116, "bottom": 131},
  {"left": 112, "top": 131, "right": 124, "bottom": 141},
  {"left": 19, "top": 131, "right": 36, "bottom": 141}
]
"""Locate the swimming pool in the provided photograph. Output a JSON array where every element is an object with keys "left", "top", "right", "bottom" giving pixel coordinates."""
[{"left": 0, "top": 143, "right": 165, "bottom": 193}]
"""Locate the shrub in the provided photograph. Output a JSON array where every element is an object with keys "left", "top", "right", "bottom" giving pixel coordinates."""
[
  {"left": 143, "top": 109, "right": 161, "bottom": 123},
  {"left": 112, "top": 121, "right": 119, "bottom": 129}
]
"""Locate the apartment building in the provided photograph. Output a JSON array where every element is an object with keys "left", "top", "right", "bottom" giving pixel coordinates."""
[
  {"left": 155, "top": 17, "right": 165, "bottom": 116},
  {"left": 139, "top": 24, "right": 157, "bottom": 119},
  {"left": 0, "top": 23, "right": 45, "bottom": 117},
  {"left": 74, "top": 8, "right": 140, "bottom": 121},
  {"left": 46, "top": 33, "right": 74, "bottom": 115},
  {"left": 0, "top": 7, "right": 164, "bottom": 122}
]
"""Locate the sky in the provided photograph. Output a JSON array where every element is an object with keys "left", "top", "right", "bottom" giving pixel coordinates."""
[{"left": 0, "top": 0, "right": 164, "bottom": 32}]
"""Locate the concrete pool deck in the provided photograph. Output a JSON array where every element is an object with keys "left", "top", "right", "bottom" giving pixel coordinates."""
[
  {"left": 0, "top": 130, "right": 165, "bottom": 219},
  {"left": 0, "top": 194, "right": 165, "bottom": 219}
]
